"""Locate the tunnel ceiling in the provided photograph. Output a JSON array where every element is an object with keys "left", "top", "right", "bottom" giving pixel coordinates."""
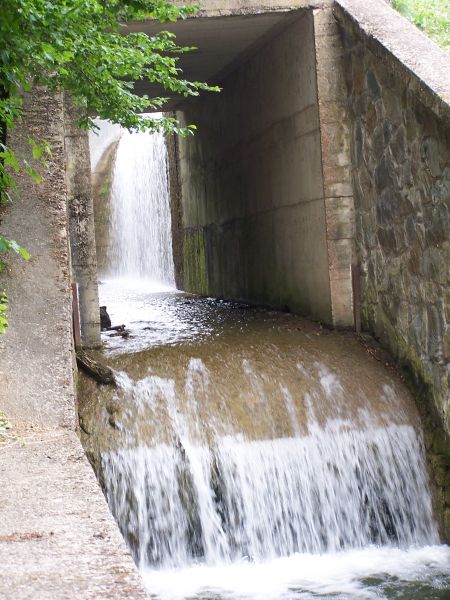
[{"left": 126, "top": 10, "right": 305, "bottom": 110}]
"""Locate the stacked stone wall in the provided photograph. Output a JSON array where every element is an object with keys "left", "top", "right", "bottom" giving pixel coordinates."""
[{"left": 336, "top": 4, "right": 450, "bottom": 536}]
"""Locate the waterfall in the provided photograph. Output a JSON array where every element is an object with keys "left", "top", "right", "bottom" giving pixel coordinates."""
[
  {"left": 92, "top": 116, "right": 175, "bottom": 286},
  {"left": 99, "top": 364, "right": 438, "bottom": 572},
  {"left": 103, "top": 425, "right": 437, "bottom": 570}
]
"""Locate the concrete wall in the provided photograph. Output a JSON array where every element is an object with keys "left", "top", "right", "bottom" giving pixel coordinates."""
[
  {"left": 0, "top": 87, "right": 147, "bottom": 598},
  {"left": 65, "top": 97, "right": 101, "bottom": 348},
  {"left": 313, "top": 7, "right": 355, "bottom": 327},
  {"left": 180, "top": 0, "right": 332, "bottom": 17},
  {"left": 335, "top": 0, "right": 450, "bottom": 536},
  {"left": 91, "top": 140, "right": 119, "bottom": 275},
  {"left": 0, "top": 89, "right": 76, "bottom": 429},
  {"left": 0, "top": 90, "right": 101, "bottom": 353},
  {"left": 177, "top": 10, "right": 354, "bottom": 324}
]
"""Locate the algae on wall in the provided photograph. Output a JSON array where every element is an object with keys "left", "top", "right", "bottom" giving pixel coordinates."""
[{"left": 183, "top": 228, "right": 209, "bottom": 296}]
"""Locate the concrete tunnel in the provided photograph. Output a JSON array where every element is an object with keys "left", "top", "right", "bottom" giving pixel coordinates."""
[{"left": 121, "top": 7, "right": 356, "bottom": 328}]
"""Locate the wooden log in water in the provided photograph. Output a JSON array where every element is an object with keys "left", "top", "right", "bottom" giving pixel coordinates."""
[
  {"left": 106, "top": 324, "right": 126, "bottom": 332},
  {"left": 76, "top": 350, "right": 116, "bottom": 386},
  {"left": 107, "top": 330, "right": 130, "bottom": 338}
]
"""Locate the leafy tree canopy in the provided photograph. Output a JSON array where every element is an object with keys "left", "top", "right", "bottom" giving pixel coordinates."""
[{"left": 0, "top": 0, "right": 217, "bottom": 311}]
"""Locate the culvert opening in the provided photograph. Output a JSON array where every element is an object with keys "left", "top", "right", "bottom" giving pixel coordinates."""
[
  {"left": 81, "top": 8, "right": 449, "bottom": 600},
  {"left": 158, "top": 10, "right": 336, "bottom": 324}
]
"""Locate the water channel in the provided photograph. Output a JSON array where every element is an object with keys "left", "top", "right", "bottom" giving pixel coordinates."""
[{"left": 81, "top": 122, "right": 450, "bottom": 599}]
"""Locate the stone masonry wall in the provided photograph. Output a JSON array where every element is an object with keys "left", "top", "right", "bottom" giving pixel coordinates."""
[{"left": 335, "top": 0, "right": 450, "bottom": 537}]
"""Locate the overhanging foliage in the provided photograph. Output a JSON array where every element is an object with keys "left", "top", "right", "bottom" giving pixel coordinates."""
[{"left": 0, "top": 0, "right": 218, "bottom": 328}]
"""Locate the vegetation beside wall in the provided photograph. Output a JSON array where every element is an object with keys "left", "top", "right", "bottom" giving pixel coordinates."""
[
  {"left": 392, "top": 0, "right": 449, "bottom": 51},
  {"left": 0, "top": 0, "right": 218, "bottom": 332}
]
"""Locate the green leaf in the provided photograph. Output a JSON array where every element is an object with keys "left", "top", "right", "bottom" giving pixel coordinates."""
[
  {"left": 0, "top": 0, "right": 219, "bottom": 334},
  {"left": 25, "top": 164, "right": 43, "bottom": 184},
  {"left": 0, "top": 291, "right": 7, "bottom": 333},
  {"left": 18, "top": 246, "right": 30, "bottom": 260}
]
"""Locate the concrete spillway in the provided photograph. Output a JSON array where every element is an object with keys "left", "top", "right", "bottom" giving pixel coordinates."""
[
  {"left": 80, "top": 115, "right": 450, "bottom": 599},
  {"left": 80, "top": 284, "right": 449, "bottom": 598},
  {"left": 1, "top": 1, "right": 449, "bottom": 598}
]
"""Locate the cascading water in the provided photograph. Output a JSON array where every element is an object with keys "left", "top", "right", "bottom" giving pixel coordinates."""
[
  {"left": 102, "top": 418, "right": 436, "bottom": 568},
  {"left": 92, "top": 115, "right": 175, "bottom": 286},
  {"left": 85, "top": 122, "right": 450, "bottom": 600}
]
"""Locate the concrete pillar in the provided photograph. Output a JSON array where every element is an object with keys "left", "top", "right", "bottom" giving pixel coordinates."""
[
  {"left": 0, "top": 88, "right": 76, "bottom": 428},
  {"left": 64, "top": 96, "right": 101, "bottom": 348},
  {"left": 313, "top": 7, "right": 356, "bottom": 328}
]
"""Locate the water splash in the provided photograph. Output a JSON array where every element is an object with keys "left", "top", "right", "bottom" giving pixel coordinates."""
[
  {"left": 80, "top": 291, "right": 448, "bottom": 598},
  {"left": 141, "top": 545, "right": 450, "bottom": 600}
]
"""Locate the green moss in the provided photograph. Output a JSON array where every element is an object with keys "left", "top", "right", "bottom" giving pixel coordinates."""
[
  {"left": 183, "top": 228, "right": 208, "bottom": 295},
  {"left": 99, "top": 177, "right": 111, "bottom": 200}
]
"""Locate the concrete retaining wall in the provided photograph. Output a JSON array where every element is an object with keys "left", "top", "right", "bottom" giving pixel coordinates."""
[
  {"left": 0, "top": 89, "right": 76, "bottom": 429},
  {"left": 176, "top": 9, "right": 355, "bottom": 326},
  {"left": 0, "top": 88, "right": 146, "bottom": 598},
  {"left": 335, "top": 0, "right": 450, "bottom": 536}
]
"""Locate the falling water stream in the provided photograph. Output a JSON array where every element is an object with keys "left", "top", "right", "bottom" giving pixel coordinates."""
[
  {"left": 84, "top": 122, "right": 450, "bottom": 599},
  {"left": 107, "top": 127, "right": 175, "bottom": 285}
]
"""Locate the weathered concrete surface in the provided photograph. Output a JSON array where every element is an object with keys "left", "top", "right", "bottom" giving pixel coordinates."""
[
  {"left": 193, "top": 0, "right": 332, "bottom": 15},
  {"left": 313, "top": 7, "right": 355, "bottom": 326},
  {"left": 0, "top": 88, "right": 147, "bottom": 598},
  {"left": 91, "top": 140, "right": 120, "bottom": 275},
  {"left": 130, "top": 11, "right": 310, "bottom": 108},
  {"left": 65, "top": 96, "right": 101, "bottom": 349},
  {"left": 167, "top": 132, "right": 184, "bottom": 290},
  {"left": 177, "top": 11, "right": 333, "bottom": 322},
  {"left": 0, "top": 89, "right": 75, "bottom": 430},
  {"left": 0, "top": 431, "right": 148, "bottom": 600},
  {"left": 335, "top": 0, "right": 450, "bottom": 537}
]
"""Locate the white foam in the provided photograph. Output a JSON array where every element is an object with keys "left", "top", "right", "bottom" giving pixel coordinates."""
[{"left": 142, "top": 545, "right": 450, "bottom": 599}]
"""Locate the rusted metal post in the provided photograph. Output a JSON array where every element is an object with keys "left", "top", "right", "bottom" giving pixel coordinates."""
[
  {"left": 71, "top": 282, "right": 82, "bottom": 350},
  {"left": 351, "top": 263, "right": 361, "bottom": 333}
]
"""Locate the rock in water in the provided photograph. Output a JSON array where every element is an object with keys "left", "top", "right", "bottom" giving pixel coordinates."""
[{"left": 100, "top": 306, "right": 111, "bottom": 331}]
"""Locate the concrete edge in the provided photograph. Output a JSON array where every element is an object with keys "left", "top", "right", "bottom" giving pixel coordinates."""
[
  {"left": 127, "top": 1, "right": 332, "bottom": 21},
  {"left": 334, "top": 0, "right": 450, "bottom": 121}
]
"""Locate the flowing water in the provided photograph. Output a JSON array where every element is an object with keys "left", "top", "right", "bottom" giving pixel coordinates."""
[
  {"left": 84, "top": 126, "right": 450, "bottom": 599},
  {"left": 92, "top": 116, "right": 175, "bottom": 285}
]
